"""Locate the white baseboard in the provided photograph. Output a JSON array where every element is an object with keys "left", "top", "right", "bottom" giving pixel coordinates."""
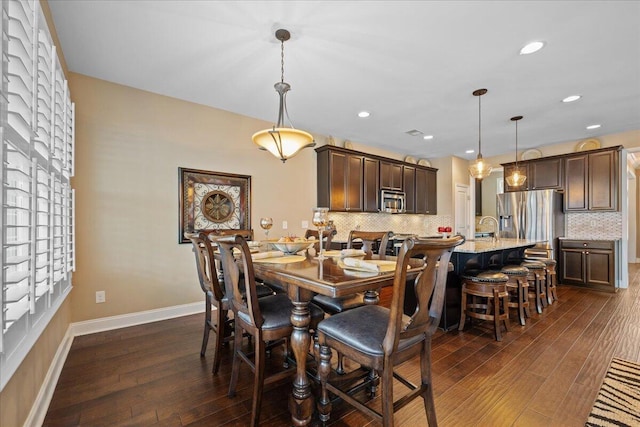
[
  {"left": 71, "top": 301, "right": 203, "bottom": 336},
  {"left": 26, "top": 302, "right": 204, "bottom": 426}
]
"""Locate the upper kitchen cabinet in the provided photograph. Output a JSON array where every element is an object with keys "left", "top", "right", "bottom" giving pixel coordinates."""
[
  {"left": 363, "top": 157, "right": 380, "bottom": 212},
  {"left": 503, "top": 157, "right": 563, "bottom": 192},
  {"left": 380, "top": 160, "right": 403, "bottom": 191},
  {"left": 415, "top": 167, "right": 437, "bottom": 214},
  {"left": 403, "top": 165, "right": 416, "bottom": 212},
  {"left": 317, "top": 147, "right": 364, "bottom": 212},
  {"left": 565, "top": 147, "right": 620, "bottom": 212}
]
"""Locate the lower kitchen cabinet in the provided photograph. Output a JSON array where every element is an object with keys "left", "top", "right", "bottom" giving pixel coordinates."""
[{"left": 559, "top": 239, "right": 616, "bottom": 292}]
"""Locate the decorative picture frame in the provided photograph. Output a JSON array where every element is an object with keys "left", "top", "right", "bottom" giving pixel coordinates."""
[{"left": 178, "top": 167, "right": 251, "bottom": 243}]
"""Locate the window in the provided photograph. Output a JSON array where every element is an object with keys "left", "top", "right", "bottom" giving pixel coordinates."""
[{"left": 1, "top": 0, "right": 74, "bottom": 390}]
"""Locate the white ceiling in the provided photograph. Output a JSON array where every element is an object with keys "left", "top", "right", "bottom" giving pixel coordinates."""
[{"left": 48, "top": 1, "right": 640, "bottom": 161}]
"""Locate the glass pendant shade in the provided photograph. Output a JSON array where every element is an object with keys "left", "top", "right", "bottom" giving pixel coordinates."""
[
  {"left": 506, "top": 115, "right": 527, "bottom": 187},
  {"left": 253, "top": 29, "right": 314, "bottom": 163},
  {"left": 469, "top": 155, "right": 493, "bottom": 180}
]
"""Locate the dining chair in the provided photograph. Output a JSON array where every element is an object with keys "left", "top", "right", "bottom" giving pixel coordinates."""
[
  {"left": 312, "top": 230, "right": 393, "bottom": 374},
  {"left": 215, "top": 234, "right": 325, "bottom": 427},
  {"left": 186, "top": 231, "right": 273, "bottom": 374},
  {"left": 304, "top": 227, "right": 337, "bottom": 252},
  {"left": 316, "top": 235, "right": 465, "bottom": 427},
  {"left": 206, "top": 228, "right": 254, "bottom": 240}
]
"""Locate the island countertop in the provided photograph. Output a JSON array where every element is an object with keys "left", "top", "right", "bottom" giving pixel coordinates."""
[{"left": 453, "top": 238, "right": 540, "bottom": 254}]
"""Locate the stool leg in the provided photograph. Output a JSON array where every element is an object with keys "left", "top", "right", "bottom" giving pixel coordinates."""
[
  {"left": 502, "top": 291, "right": 511, "bottom": 333},
  {"left": 493, "top": 287, "right": 502, "bottom": 342},
  {"left": 517, "top": 282, "right": 526, "bottom": 326},
  {"left": 458, "top": 286, "right": 467, "bottom": 331}
]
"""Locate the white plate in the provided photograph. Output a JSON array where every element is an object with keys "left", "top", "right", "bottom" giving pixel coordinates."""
[
  {"left": 404, "top": 155, "right": 417, "bottom": 164},
  {"left": 521, "top": 148, "right": 542, "bottom": 160},
  {"left": 418, "top": 158, "right": 431, "bottom": 167},
  {"left": 575, "top": 138, "right": 601, "bottom": 152}
]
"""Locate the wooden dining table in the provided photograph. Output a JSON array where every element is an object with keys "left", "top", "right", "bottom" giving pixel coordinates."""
[{"left": 250, "top": 248, "right": 424, "bottom": 426}]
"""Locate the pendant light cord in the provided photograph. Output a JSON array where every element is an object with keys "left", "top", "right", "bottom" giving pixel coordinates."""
[
  {"left": 478, "top": 94, "right": 482, "bottom": 157},
  {"left": 280, "top": 38, "right": 285, "bottom": 83}
]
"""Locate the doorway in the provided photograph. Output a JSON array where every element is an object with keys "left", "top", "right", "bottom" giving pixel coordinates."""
[{"left": 455, "top": 183, "right": 471, "bottom": 239}]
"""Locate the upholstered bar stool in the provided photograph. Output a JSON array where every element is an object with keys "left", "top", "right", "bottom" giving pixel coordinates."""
[
  {"left": 520, "top": 260, "right": 547, "bottom": 314},
  {"left": 527, "top": 257, "right": 557, "bottom": 305},
  {"left": 458, "top": 271, "right": 510, "bottom": 341},
  {"left": 500, "top": 265, "right": 530, "bottom": 326}
]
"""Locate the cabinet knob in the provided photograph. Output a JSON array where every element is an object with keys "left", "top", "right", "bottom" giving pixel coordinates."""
[
  {"left": 585, "top": 251, "right": 589, "bottom": 255},
  {"left": 583, "top": 243, "right": 588, "bottom": 247}
]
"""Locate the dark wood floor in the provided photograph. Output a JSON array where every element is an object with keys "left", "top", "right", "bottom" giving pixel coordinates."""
[{"left": 44, "top": 264, "right": 640, "bottom": 426}]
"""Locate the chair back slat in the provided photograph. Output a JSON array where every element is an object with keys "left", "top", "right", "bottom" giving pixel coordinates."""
[
  {"left": 383, "top": 236, "right": 465, "bottom": 355},
  {"left": 214, "top": 235, "right": 264, "bottom": 328},
  {"left": 207, "top": 229, "right": 254, "bottom": 240},
  {"left": 186, "top": 232, "right": 225, "bottom": 302},
  {"left": 347, "top": 230, "right": 392, "bottom": 258},
  {"left": 305, "top": 228, "right": 337, "bottom": 251}
]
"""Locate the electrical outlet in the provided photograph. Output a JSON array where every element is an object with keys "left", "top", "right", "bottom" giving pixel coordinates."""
[
  {"left": 301, "top": 220, "right": 309, "bottom": 229},
  {"left": 96, "top": 291, "right": 106, "bottom": 303},
  {"left": 282, "top": 220, "right": 288, "bottom": 230}
]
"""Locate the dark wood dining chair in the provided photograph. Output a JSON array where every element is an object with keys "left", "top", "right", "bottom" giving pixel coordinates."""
[
  {"left": 316, "top": 235, "right": 465, "bottom": 427},
  {"left": 215, "top": 235, "right": 325, "bottom": 427},
  {"left": 304, "top": 227, "right": 337, "bottom": 252},
  {"left": 206, "top": 228, "right": 254, "bottom": 240},
  {"left": 313, "top": 230, "right": 393, "bottom": 374}
]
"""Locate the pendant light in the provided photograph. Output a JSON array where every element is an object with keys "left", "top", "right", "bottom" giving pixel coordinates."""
[
  {"left": 468, "top": 88, "right": 493, "bottom": 180},
  {"left": 252, "top": 29, "right": 315, "bottom": 163},
  {"left": 505, "top": 115, "right": 527, "bottom": 187}
]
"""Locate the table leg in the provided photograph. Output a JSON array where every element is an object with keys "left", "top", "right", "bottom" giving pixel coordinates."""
[
  {"left": 288, "top": 297, "right": 314, "bottom": 427},
  {"left": 363, "top": 289, "right": 379, "bottom": 305}
]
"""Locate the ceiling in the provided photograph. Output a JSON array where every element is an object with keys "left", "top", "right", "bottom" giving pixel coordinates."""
[{"left": 48, "top": 1, "right": 640, "bottom": 161}]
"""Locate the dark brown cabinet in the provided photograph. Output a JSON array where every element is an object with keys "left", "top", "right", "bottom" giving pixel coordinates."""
[
  {"left": 317, "top": 149, "right": 363, "bottom": 212},
  {"left": 559, "top": 239, "right": 616, "bottom": 292},
  {"left": 503, "top": 157, "right": 563, "bottom": 192},
  {"left": 415, "top": 168, "right": 437, "bottom": 215},
  {"left": 565, "top": 148, "right": 619, "bottom": 212},
  {"left": 503, "top": 163, "right": 530, "bottom": 192},
  {"left": 380, "top": 161, "right": 403, "bottom": 191},
  {"left": 363, "top": 157, "right": 380, "bottom": 212},
  {"left": 475, "top": 179, "right": 482, "bottom": 216},
  {"left": 403, "top": 165, "right": 416, "bottom": 213}
]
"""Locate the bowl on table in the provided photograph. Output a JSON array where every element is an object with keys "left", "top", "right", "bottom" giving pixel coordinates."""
[{"left": 271, "top": 240, "right": 314, "bottom": 255}]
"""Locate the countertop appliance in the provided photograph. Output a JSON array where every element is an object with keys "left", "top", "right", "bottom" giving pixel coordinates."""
[
  {"left": 380, "top": 189, "right": 406, "bottom": 213},
  {"left": 497, "top": 189, "right": 565, "bottom": 259}
]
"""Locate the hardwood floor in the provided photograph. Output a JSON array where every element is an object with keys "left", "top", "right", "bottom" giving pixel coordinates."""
[{"left": 44, "top": 264, "right": 640, "bottom": 426}]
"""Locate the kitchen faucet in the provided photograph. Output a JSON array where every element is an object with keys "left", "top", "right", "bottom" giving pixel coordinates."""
[{"left": 479, "top": 216, "right": 500, "bottom": 242}]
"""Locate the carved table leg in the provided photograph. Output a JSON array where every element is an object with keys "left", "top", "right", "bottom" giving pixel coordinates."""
[{"left": 288, "top": 298, "right": 314, "bottom": 427}]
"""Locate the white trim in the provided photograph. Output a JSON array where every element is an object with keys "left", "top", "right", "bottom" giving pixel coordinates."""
[
  {"left": 25, "top": 327, "right": 74, "bottom": 427},
  {"left": 71, "top": 302, "right": 203, "bottom": 336},
  {"left": 26, "top": 302, "right": 205, "bottom": 426}
]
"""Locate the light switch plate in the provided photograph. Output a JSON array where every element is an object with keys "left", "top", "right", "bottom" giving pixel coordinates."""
[
  {"left": 301, "top": 220, "right": 309, "bottom": 228},
  {"left": 282, "top": 220, "right": 288, "bottom": 230}
]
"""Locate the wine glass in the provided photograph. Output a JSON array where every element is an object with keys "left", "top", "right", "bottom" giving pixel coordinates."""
[
  {"left": 312, "top": 207, "right": 329, "bottom": 259},
  {"left": 259, "top": 217, "right": 273, "bottom": 240}
]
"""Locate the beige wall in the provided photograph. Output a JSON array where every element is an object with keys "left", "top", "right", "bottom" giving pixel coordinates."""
[
  {"left": 0, "top": 299, "right": 71, "bottom": 427},
  {"left": 69, "top": 72, "right": 324, "bottom": 321}
]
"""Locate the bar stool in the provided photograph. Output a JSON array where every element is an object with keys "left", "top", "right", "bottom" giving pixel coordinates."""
[
  {"left": 459, "top": 271, "right": 510, "bottom": 341},
  {"left": 520, "top": 260, "right": 547, "bottom": 314},
  {"left": 528, "top": 258, "right": 557, "bottom": 305},
  {"left": 500, "top": 265, "right": 530, "bottom": 326}
]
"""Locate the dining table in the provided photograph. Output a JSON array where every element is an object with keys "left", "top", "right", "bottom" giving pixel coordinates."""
[{"left": 249, "top": 244, "right": 425, "bottom": 427}]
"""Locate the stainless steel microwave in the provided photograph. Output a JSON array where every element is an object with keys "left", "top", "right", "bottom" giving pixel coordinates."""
[{"left": 380, "top": 190, "right": 406, "bottom": 213}]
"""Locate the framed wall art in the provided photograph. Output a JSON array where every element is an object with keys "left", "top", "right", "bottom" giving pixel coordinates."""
[{"left": 178, "top": 167, "right": 251, "bottom": 243}]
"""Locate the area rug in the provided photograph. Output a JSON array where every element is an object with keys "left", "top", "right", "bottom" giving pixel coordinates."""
[{"left": 585, "top": 358, "right": 640, "bottom": 426}]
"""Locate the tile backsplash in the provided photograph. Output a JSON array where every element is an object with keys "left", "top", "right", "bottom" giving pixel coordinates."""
[
  {"left": 328, "top": 212, "right": 453, "bottom": 241},
  {"left": 566, "top": 211, "right": 623, "bottom": 240}
]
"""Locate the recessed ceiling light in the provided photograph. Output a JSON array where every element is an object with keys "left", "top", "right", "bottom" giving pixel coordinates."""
[
  {"left": 358, "top": 111, "right": 370, "bottom": 118},
  {"left": 466, "top": 149, "right": 474, "bottom": 154},
  {"left": 423, "top": 135, "right": 434, "bottom": 140},
  {"left": 562, "top": 95, "right": 582, "bottom": 103},
  {"left": 586, "top": 124, "right": 601, "bottom": 130},
  {"left": 520, "top": 41, "right": 545, "bottom": 55}
]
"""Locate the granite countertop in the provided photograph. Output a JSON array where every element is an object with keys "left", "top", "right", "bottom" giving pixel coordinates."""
[{"left": 454, "top": 238, "right": 540, "bottom": 254}]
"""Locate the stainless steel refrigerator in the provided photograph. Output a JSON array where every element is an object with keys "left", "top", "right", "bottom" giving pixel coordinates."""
[{"left": 497, "top": 189, "right": 565, "bottom": 259}]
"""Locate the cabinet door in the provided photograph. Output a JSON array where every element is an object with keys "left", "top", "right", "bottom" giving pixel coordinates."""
[
  {"left": 589, "top": 150, "right": 618, "bottom": 211},
  {"left": 345, "top": 154, "right": 364, "bottom": 211},
  {"left": 504, "top": 164, "right": 530, "bottom": 192},
  {"left": 475, "top": 179, "right": 482, "bottom": 216},
  {"left": 564, "top": 154, "right": 588, "bottom": 211},
  {"left": 380, "top": 161, "right": 403, "bottom": 190},
  {"left": 585, "top": 249, "right": 615, "bottom": 289},
  {"left": 403, "top": 165, "right": 416, "bottom": 213},
  {"left": 363, "top": 157, "right": 380, "bottom": 212},
  {"left": 530, "top": 158, "right": 563, "bottom": 190},
  {"left": 560, "top": 247, "right": 586, "bottom": 285},
  {"left": 425, "top": 169, "right": 437, "bottom": 214}
]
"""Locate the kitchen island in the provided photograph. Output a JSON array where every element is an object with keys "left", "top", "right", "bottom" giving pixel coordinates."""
[{"left": 438, "top": 238, "right": 540, "bottom": 330}]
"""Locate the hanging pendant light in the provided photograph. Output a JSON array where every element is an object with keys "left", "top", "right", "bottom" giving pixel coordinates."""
[
  {"left": 252, "top": 29, "right": 315, "bottom": 163},
  {"left": 505, "top": 115, "right": 527, "bottom": 187},
  {"left": 468, "top": 88, "right": 493, "bottom": 180}
]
